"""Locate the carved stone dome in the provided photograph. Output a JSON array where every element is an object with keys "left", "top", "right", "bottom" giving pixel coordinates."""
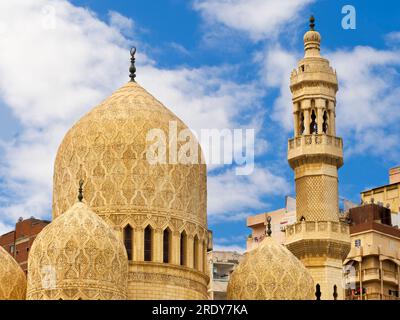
[
  {"left": 26, "top": 202, "right": 128, "bottom": 300},
  {"left": 227, "top": 237, "right": 315, "bottom": 300},
  {"left": 52, "top": 81, "right": 207, "bottom": 228},
  {"left": 0, "top": 245, "right": 26, "bottom": 300}
]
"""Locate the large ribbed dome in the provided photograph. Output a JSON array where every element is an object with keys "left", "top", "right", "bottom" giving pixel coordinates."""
[
  {"left": 0, "top": 246, "right": 26, "bottom": 300},
  {"left": 27, "top": 202, "right": 128, "bottom": 300},
  {"left": 227, "top": 237, "right": 315, "bottom": 300},
  {"left": 52, "top": 81, "right": 207, "bottom": 228}
]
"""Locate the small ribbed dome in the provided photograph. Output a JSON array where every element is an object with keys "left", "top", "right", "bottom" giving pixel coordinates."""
[
  {"left": 27, "top": 202, "right": 128, "bottom": 300},
  {"left": 303, "top": 30, "right": 321, "bottom": 44},
  {"left": 0, "top": 246, "right": 26, "bottom": 300},
  {"left": 227, "top": 237, "right": 315, "bottom": 300}
]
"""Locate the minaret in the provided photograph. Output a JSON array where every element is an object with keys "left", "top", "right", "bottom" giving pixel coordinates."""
[{"left": 284, "top": 16, "right": 350, "bottom": 300}]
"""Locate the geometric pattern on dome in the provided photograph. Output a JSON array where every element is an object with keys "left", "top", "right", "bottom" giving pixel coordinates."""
[
  {"left": 52, "top": 81, "right": 207, "bottom": 229},
  {"left": 26, "top": 202, "right": 128, "bottom": 300},
  {"left": 227, "top": 237, "right": 315, "bottom": 300},
  {"left": 296, "top": 175, "right": 339, "bottom": 221},
  {"left": 0, "top": 245, "right": 27, "bottom": 300}
]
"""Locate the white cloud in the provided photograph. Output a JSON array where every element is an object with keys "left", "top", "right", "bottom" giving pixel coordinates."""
[
  {"left": 385, "top": 31, "right": 400, "bottom": 45},
  {"left": 208, "top": 166, "right": 289, "bottom": 219},
  {"left": 259, "top": 43, "right": 400, "bottom": 159},
  {"left": 108, "top": 10, "right": 134, "bottom": 36},
  {"left": 328, "top": 46, "right": 400, "bottom": 157},
  {"left": 193, "top": 0, "right": 314, "bottom": 41},
  {"left": 261, "top": 45, "right": 298, "bottom": 131},
  {"left": 0, "top": 0, "right": 283, "bottom": 231}
]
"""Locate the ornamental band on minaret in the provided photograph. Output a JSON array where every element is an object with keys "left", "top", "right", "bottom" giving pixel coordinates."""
[{"left": 284, "top": 16, "right": 351, "bottom": 300}]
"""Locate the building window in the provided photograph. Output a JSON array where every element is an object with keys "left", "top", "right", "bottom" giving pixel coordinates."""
[
  {"left": 163, "top": 228, "right": 171, "bottom": 263},
  {"left": 355, "top": 239, "right": 361, "bottom": 248},
  {"left": 124, "top": 225, "right": 133, "bottom": 260},
  {"left": 144, "top": 225, "right": 153, "bottom": 262},
  {"left": 193, "top": 236, "right": 199, "bottom": 270},
  {"left": 9, "top": 245, "right": 14, "bottom": 254},
  {"left": 180, "top": 231, "right": 187, "bottom": 266}
]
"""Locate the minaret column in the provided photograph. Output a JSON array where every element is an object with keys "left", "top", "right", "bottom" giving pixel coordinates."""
[
  {"left": 328, "top": 101, "right": 336, "bottom": 136},
  {"left": 293, "top": 111, "right": 299, "bottom": 136},
  {"left": 303, "top": 100, "right": 311, "bottom": 135},
  {"left": 316, "top": 99, "right": 325, "bottom": 134}
]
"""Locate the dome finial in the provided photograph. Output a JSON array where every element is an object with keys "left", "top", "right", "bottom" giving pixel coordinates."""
[
  {"left": 309, "top": 15, "right": 315, "bottom": 30},
  {"left": 78, "top": 179, "right": 84, "bottom": 202},
  {"left": 129, "top": 47, "right": 137, "bottom": 82},
  {"left": 266, "top": 216, "right": 272, "bottom": 237}
]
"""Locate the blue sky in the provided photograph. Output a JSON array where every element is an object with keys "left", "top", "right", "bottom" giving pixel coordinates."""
[{"left": 0, "top": 0, "right": 399, "bottom": 252}]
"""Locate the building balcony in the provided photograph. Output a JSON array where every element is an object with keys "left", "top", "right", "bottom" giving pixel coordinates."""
[
  {"left": 287, "top": 134, "right": 343, "bottom": 168},
  {"left": 285, "top": 220, "right": 350, "bottom": 242},
  {"left": 344, "top": 268, "right": 399, "bottom": 286}
]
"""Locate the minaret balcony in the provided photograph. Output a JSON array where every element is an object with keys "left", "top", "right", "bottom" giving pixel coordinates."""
[
  {"left": 288, "top": 134, "right": 343, "bottom": 168},
  {"left": 284, "top": 221, "right": 351, "bottom": 260}
]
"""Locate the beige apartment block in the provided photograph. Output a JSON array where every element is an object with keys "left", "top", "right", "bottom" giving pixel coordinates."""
[
  {"left": 207, "top": 251, "right": 243, "bottom": 300},
  {"left": 285, "top": 18, "right": 350, "bottom": 300},
  {"left": 247, "top": 196, "right": 296, "bottom": 250},
  {"left": 344, "top": 204, "right": 400, "bottom": 300},
  {"left": 361, "top": 166, "right": 400, "bottom": 221}
]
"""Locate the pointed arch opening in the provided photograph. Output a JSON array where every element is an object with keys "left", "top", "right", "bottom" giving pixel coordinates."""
[
  {"left": 323, "top": 111, "right": 329, "bottom": 134},
  {"left": 123, "top": 224, "right": 133, "bottom": 261},
  {"left": 315, "top": 283, "right": 321, "bottom": 300},
  {"left": 163, "top": 227, "right": 172, "bottom": 263},
  {"left": 180, "top": 231, "right": 187, "bottom": 266},
  {"left": 310, "top": 110, "right": 317, "bottom": 134},
  {"left": 144, "top": 225, "right": 153, "bottom": 262}
]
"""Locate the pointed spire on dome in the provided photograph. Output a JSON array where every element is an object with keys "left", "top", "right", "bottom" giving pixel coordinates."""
[
  {"left": 129, "top": 47, "right": 137, "bottom": 82},
  {"left": 266, "top": 216, "right": 272, "bottom": 237},
  {"left": 78, "top": 179, "right": 84, "bottom": 202},
  {"left": 309, "top": 15, "right": 315, "bottom": 30}
]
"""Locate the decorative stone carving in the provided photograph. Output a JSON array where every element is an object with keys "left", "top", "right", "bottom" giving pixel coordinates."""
[
  {"left": 0, "top": 246, "right": 26, "bottom": 300},
  {"left": 227, "top": 237, "right": 314, "bottom": 300},
  {"left": 27, "top": 202, "right": 128, "bottom": 300}
]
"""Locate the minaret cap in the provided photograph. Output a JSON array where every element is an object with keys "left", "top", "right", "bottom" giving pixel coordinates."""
[{"left": 303, "top": 15, "right": 321, "bottom": 56}]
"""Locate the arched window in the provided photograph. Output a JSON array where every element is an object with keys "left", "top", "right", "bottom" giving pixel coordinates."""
[
  {"left": 144, "top": 225, "right": 153, "bottom": 262},
  {"left": 193, "top": 236, "right": 199, "bottom": 270},
  {"left": 310, "top": 110, "right": 317, "bottom": 134},
  {"left": 323, "top": 111, "right": 329, "bottom": 134},
  {"left": 180, "top": 231, "right": 187, "bottom": 266},
  {"left": 333, "top": 284, "right": 338, "bottom": 300},
  {"left": 163, "top": 228, "right": 171, "bottom": 263},
  {"left": 124, "top": 225, "right": 133, "bottom": 260},
  {"left": 315, "top": 283, "right": 321, "bottom": 300}
]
